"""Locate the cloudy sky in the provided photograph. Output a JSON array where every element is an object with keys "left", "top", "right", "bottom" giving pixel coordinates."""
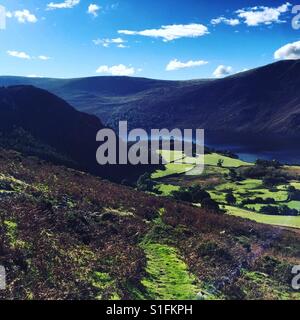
[{"left": 0, "top": 0, "right": 299, "bottom": 79}]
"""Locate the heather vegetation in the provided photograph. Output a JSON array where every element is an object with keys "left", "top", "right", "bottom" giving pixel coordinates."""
[{"left": 0, "top": 148, "right": 299, "bottom": 300}]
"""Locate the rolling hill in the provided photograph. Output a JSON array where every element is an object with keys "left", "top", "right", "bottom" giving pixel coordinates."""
[{"left": 1, "top": 60, "right": 300, "bottom": 148}]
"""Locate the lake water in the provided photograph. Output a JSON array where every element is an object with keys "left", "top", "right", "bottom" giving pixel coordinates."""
[
  {"left": 208, "top": 144, "right": 300, "bottom": 165},
  {"left": 205, "top": 132, "right": 300, "bottom": 165},
  {"left": 125, "top": 133, "right": 300, "bottom": 165}
]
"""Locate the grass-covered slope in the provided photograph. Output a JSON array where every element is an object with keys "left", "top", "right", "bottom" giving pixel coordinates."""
[{"left": 0, "top": 148, "right": 299, "bottom": 300}]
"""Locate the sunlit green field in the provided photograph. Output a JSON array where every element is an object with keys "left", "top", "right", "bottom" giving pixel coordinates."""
[
  {"left": 152, "top": 150, "right": 248, "bottom": 179},
  {"left": 151, "top": 149, "right": 300, "bottom": 229},
  {"left": 151, "top": 163, "right": 194, "bottom": 179},
  {"left": 227, "top": 206, "right": 300, "bottom": 229},
  {"left": 211, "top": 179, "right": 289, "bottom": 204},
  {"left": 205, "top": 153, "right": 252, "bottom": 167},
  {"left": 155, "top": 184, "right": 180, "bottom": 196}
]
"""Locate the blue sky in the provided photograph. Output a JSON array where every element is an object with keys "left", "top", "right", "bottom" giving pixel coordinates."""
[{"left": 0, "top": 0, "right": 299, "bottom": 79}]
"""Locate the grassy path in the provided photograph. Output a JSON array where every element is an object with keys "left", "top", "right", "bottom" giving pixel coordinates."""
[
  {"left": 135, "top": 213, "right": 218, "bottom": 300},
  {"left": 140, "top": 243, "right": 200, "bottom": 300}
]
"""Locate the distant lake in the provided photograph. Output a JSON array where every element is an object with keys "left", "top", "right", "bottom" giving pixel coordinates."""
[
  {"left": 124, "top": 132, "right": 300, "bottom": 165},
  {"left": 208, "top": 144, "right": 300, "bottom": 165},
  {"left": 204, "top": 131, "right": 300, "bottom": 165}
]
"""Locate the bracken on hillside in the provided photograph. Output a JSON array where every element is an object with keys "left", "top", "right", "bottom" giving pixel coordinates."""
[{"left": 0, "top": 148, "right": 299, "bottom": 300}]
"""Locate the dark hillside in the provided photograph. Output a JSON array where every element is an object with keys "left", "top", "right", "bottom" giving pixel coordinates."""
[
  {"left": 0, "top": 86, "right": 158, "bottom": 182},
  {"left": 1, "top": 61, "right": 300, "bottom": 148}
]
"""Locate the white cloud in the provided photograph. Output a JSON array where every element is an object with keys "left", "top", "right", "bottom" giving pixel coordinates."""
[
  {"left": 6, "top": 11, "right": 13, "bottom": 18},
  {"left": 274, "top": 40, "right": 300, "bottom": 60},
  {"left": 166, "top": 59, "right": 208, "bottom": 71},
  {"left": 13, "top": 10, "right": 37, "bottom": 23},
  {"left": 7, "top": 50, "right": 31, "bottom": 59},
  {"left": 96, "top": 64, "right": 135, "bottom": 76},
  {"left": 93, "top": 39, "right": 108, "bottom": 46},
  {"left": 38, "top": 55, "right": 51, "bottom": 60},
  {"left": 213, "top": 65, "right": 233, "bottom": 78},
  {"left": 236, "top": 2, "right": 291, "bottom": 26},
  {"left": 118, "top": 23, "right": 209, "bottom": 42},
  {"left": 117, "top": 44, "right": 128, "bottom": 48},
  {"left": 88, "top": 4, "right": 100, "bottom": 17},
  {"left": 93, "top": 37, "right": 127, "bottom": 47},
  {"left": 47, "top": 0, "right": 80, "bottom": 10},
  {"left": 211, "top": 17, "right": 240, "bottom": 26},
  {"left": 111, "top": 38, "right": 125, "bottom": 44},
  {"left": 7, "top": 51, "right": 51, "bottom": 61}
]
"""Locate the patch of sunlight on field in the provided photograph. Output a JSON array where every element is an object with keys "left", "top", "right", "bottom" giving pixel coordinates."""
[
  {"left": 209, "top": 191, "right": 226, "bottom": 203},
  {"left": 277, "top": 184, "right": 289, "bottom": 191},
  {"left": 215, "top": 180, "right": 262, "bottom": 193},
  {"left": 250, "top": 189, "right": 288, "bottom": 201},
  {"left": 151, "top": 163, "right": 194, "bottom": 179},
  {"left": 153, "top": 150, "right": 249, "bottom": 179},
  {"left": 205, "top": 153, "right": 252, "bottom": 168},
  {"left": 238, "top": 179, "right": 263, "bottom": 189},
  {"left": 290, "top": 181, "right": 300, "bottom": 189},
  {"left": 159, "top": 150, "right": 186, "bottom": 163},
  {"left": 159, "top": 150, "right": 203, "bottom": 166},
  {"left": 155, "top": 184, "right": 180, "bottom": 196},
  {"left": 185, "top": 166, "right": 205, "bottom": 176},
  {"left": 245, "top": 201, "right": 300, "bottom": 211},
  {"left": 226, "top": 206, "right": 300, "bottom": 228},
  {"left": 215, "top": 179, "right": 288, "bottom": 203},
  {"left": 286, "top": 201, "right": 300, "bottom": 210},
  {"left": 245, "top": 204, "right": 275, "bottom": 211}
]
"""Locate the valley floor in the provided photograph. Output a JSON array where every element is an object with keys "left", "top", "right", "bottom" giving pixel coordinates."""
[{"left": 152, "top": 150, "right": 300, "bottom": 230}]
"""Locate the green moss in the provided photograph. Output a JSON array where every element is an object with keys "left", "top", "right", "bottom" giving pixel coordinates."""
[
  {"left": 91, "top": 272, "right": 120, "bottom": 300},
  {"left": 137, "top": 211, "right": 218, "bottom": 300},
  {"left": 92, "top": 272, "right": 112, "bottom": 289},
  {"left": 240, "top": 270, "right": 300, "bottom": 300},
  {"left": 33, "top": 183, "right": 50, "bottom": 193},
  {"left": 0, "top": 173, "right": 28, "bottom": 193},
  {"left": 4, "top": 220, "right": 27, "bottom": 249}
]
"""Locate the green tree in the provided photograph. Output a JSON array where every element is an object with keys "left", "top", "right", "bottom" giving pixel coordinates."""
[
  {"left": 217, "top": 159, "right": 224, "bottom": 167},
  {"left": 172, "top": 185, "right": 222, "bottom": 214},
  {"left": 225, "top": 192, "right": 236, "bottom": 205},
  {"left": 201, "top": 198, "right": 221, "bottom": 213},
  {"left": 137, "top": 173, "right": 155, "bottom": 192},
  {"left": 228, "top": 168, "right": 238, "bottom": 181},
  {"left": 172, "top": 185, "right": 210, "bottom": 203}
]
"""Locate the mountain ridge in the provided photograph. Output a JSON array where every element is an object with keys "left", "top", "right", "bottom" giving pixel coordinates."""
[{"left": 1, "top": 60, "right": 300, "bottom": 148}]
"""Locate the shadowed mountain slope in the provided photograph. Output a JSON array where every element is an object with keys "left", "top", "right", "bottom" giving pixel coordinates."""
[
  {"left": 0, "top": 85, "right": 157, "bottom": 181},
  {"left": 1, "top": 60, "right": 300, "bottom": 147}
]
